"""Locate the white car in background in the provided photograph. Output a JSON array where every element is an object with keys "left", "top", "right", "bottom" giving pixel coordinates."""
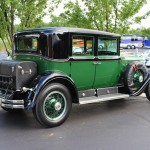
[
  {"left": 120, "top": 42, "right": 143, "bottom": 49},
  {"left": 72, "top": 47, "right": 83, "bottom": 54}
]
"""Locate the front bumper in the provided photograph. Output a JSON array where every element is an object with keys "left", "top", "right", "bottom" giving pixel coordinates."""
[{"left": 0, "top": 97, "right": 24, "bottom": 109}]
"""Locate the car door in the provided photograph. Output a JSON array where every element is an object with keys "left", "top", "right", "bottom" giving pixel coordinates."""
[
  {"left": 70, "top": 35, "right": 96, "bottom": 91},
  {"left": 94, "top": 37, "right": 122, "bottom": 88}
]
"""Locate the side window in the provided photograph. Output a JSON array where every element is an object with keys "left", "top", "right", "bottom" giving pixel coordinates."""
[
  {"left": 98, "top": 38, "right": 118, "bottom": 55},
  {"left": 72, "top": 35, "right": 94, "bottom": 56}
]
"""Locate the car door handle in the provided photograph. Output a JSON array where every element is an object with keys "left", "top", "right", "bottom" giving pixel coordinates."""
[{"left": 93, "top": 62, "right": 101, "bottom": 65}]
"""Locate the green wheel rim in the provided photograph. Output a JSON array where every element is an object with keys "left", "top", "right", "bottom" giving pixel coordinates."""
[
  {"left": 133, "top": 70, "right": 144, "bottom": 89},
  {"left": 43, "top": 91, "right": 67, "bottom": 121}
]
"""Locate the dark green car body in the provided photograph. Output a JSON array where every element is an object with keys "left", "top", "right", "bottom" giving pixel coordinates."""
[
  {"left": 0, "top": 27, "right": 149, "bottom": 127},
  {"left": 13, "top": 28, "right": 144, "bottom": 90}
]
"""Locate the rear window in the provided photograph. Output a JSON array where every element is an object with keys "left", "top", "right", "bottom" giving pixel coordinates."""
[{"left": 16, "top": 34, "right": 39, "bottom": 52}]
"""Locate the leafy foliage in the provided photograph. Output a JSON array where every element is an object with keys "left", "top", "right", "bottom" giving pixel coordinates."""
[
  {"left": 0, "top": 0, "right": 18, "bottom": 53},
  {"left": 130, "top": 28, "right": 150, "bottom": 39},
  {"left": 17, "top": 0, "right": 47, "bottom": 30},
  {"left": 59, "top": 0, "right": 148, "bottom": 34},
  {"left": 60, "top": 1, "right": 93, "bottom": 29},
  {"left": 0, "top": 0, "right": 150, "bottom": 52},
  {"left": 0, "top": 0, "right": 47, "bottom": 52}
]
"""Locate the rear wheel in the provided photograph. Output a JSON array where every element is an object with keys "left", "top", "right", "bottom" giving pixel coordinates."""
[
  {"left": 33, "top": 83, "right": 72, "bottom": 128},
  {"left": 131, "top": 45, "right": 136, "bottom": 49}
]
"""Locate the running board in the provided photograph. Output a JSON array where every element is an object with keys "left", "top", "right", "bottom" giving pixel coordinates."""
[{"left": 79, "top": 93, "right": 129, "bottom": 104}]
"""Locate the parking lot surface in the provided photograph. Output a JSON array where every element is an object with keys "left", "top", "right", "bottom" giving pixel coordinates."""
[
  {"left": 0, "top": 96, "right": 150, "bottom": 150},
  {"left": 0, "top": 50, "right": 150, "bottom": 150}
]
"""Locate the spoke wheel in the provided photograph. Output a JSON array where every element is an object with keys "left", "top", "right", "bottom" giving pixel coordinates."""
[
  {"left": 33, "top": 83, "right": 72, "bottom": 128},
  {"left": 43, "top": 91, "right": 67, "bottom": 121}
]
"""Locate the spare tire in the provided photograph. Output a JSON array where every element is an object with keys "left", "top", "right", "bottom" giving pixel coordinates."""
[{"left": 124, "top": 63, "right": 148, "bottom": 94}]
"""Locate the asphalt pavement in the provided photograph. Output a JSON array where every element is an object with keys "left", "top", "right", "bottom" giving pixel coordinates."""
[
  {"left": 0, "top": 96, "right": 150, "bottom": 150},
  {"left": 0, "top": 50, "right": 150, "bottom": 150}
]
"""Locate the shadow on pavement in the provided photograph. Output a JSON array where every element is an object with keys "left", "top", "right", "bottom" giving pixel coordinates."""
[
  {"left": 0, "top": 109, "right": 42, "bottom": 129},
  {"left": 0, "top": 97, "right": 147, "bottom": 129}
]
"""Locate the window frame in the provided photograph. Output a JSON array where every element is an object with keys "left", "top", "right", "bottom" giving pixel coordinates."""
[
  {"left": 15, "top": 34, "right": 40, "bottom": 53},
  {"left": 97, "top": 37, "right": 119, "bottom": 56},
  {"left": 71, "top": 34, "right": 95, "bottom": 57}
]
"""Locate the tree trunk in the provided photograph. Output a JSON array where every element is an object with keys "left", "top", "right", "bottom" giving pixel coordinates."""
[
  {"left": 0, "top": 36, "right": 9, "bottom": 56},
  {"left": 105, "top": 13, "right": 109, "bottom": 32},
  {"left": 114, "top": 6, "right": 118, "bottom": 32},
  {"left": 10, "top": 2, "right": 15, "bottom": 50}
]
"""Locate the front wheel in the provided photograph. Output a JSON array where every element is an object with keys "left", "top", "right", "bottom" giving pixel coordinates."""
[{"left": 33, "top": 83, "right": 72, "bottom": 128}]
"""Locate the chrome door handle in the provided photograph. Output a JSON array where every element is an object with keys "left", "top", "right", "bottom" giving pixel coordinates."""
[
  {"left": 97, "top": 62, "right": 101, "bottom": 65},
  {"left": 93, "top": 62, "right": 97, "bottom": 65},
  {"left": 93, "top": 62, "right": 101, "bottom": 65}
]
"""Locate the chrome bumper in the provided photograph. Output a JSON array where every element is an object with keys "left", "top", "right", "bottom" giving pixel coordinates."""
[{"left": 0, "top": 97, "right": 24, "bottom": 109}]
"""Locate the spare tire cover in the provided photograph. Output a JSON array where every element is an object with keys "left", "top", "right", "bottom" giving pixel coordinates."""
[{"left": 124, "top": 63, "right": 148, "bottom": 94}]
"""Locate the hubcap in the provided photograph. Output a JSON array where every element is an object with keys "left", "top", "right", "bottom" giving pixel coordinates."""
[
  {"left": 133, "top": 70, "right": 144, "bottom": 88},
  {"left": 43, "top": 91, "right": 67, "bottom": 121},
  {"left": 54, "top": 102, "right": 62, "bottom": 111},
  {"left": 139, "top": 76, "right": 143, "bottom": 83}
]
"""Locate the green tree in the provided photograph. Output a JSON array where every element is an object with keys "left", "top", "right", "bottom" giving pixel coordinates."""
[
  {"left": 17, "top": 0, "right": 46, "bottom": 30},
  {"left": 60, "top": 1, "right": 93, "bottom": 29},
  {"left": 0, "top": 0, "right": 47, "bottom": 53},
  {"left": 48, "top": 15, "right": 68, "bottom": 27},
  {"left": 59, "top": 0, "right": 148, "bottom": 34},
  {"left": 130, "top": 28, "right": 150, "bottom": 39},
  {"left": 0, "top": 0, "right": 18, "bottom": 54}
]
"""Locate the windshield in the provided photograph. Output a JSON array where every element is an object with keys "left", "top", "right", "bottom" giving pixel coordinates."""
[{"left": 16, "top": 34, "right": 39, "bottom": 52}]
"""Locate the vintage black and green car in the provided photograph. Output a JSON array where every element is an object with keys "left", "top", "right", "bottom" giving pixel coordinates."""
[{"left": 0, "top": 27, "right": 150, "bottom": 127}]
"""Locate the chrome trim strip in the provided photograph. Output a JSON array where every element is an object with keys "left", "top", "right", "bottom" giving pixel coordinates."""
[
  {"left": 1, "top": 99, "right": 24, "bottom": 104},
  {"left": 1, "top": 103, "right": 24, "bottom": 109},
  {"left": 0, "top": 97, "right": 24, "bottom": 109}
]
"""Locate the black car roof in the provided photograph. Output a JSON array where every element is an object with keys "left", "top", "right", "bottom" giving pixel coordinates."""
[{"left": 16, "top": 27, "right": 120, "bottom": 37}]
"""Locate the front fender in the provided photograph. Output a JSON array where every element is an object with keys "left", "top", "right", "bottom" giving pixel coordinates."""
[{"left": 28, "top": 72, "right": 78, "bottom": 108}]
